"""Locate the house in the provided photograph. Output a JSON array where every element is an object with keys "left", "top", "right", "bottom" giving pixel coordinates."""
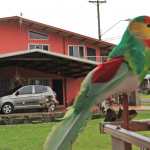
[{"left": 0, "top": 16, "right": 116, "bottom": 108}]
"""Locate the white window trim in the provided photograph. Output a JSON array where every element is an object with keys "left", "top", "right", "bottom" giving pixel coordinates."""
[
  {"left": 28, "top": 78, "right": 50, "bottom": 86},
  {"left": 68, "top": 45, "right": 85, "bottom": 58},
  {"left": 29, "top": 29, "right": 49, "bottom": 40},
  {"left": 28, "top": 43, "right": 50, "bottom": 51}
]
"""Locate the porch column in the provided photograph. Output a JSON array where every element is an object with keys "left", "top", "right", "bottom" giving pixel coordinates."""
[
  {"left": 64, "top": 76, "right": 68, "bottom": 107},
  {"left": 129, "top": 89, "right": 140, "bottom": 106}
]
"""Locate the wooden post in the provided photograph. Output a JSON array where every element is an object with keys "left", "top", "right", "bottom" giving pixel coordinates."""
[
  {"left": 111, "top": 136, "right": 124, "bottom": 150},
  {"left": 123, "top": 93, "right": 132, "bottom": 150}
]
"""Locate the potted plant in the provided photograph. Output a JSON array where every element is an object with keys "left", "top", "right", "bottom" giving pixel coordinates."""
[
  {"left": 47, "top": 95, "right": 54, "bottom": 101},
  {"left": 54, "top": 101, "right": 59, "bottom": 106},
  {"left": 44, "top": 103, "right": 49, "bottom": 108},
  {"left": 112, "top": 98, "right": 115, "bottom": 104},
  {"left": 11, "top": 72, "right": 25, "bottom": 89},
  {"left": 38, "top": 101, "right": 45, "bottom": 106},
  {"left": 47, "top": 95, "right": 59, "bottom": 106},
  {"left": 109, "top": 97, "right": 116, "bottom": 105}
]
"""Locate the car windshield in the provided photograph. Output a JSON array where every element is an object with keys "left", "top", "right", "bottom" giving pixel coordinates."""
[{"left": 4, "top": 86, "right": 23, "bottom": 95}]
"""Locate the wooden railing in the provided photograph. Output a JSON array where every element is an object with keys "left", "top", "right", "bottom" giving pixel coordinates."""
[
  {"left": 103, "top": 124, "right": 150, "bottom": 150},
  {"left": 100, "top": 93, "right": 150, "bottom": 150},
  {"left": 84, "top": 56, "right": 108, "bottom": 63}
]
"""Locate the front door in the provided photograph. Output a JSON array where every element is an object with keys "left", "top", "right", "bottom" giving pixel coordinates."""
[
  {"left": 14, "top": 86, "right": 34, "bottom": 108},
  {"left": 52, "top": 79, "right": 63, "bottom": 105}
]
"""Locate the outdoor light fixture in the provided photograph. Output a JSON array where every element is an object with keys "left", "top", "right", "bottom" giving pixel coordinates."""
[{"left": 58, "top": 67, "right": 60, "bottom": 75}]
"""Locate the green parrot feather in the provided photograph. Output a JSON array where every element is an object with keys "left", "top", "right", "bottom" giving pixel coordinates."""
[{"left": 44, "top": 16, "right": 150, "bottom": 150}]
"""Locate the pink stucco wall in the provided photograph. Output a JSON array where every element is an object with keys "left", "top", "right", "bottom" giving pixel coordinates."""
[
  {"left": 0, "top": 21, "right": 100, "bottom": 57},
  {"left": 66, "top": 77, "right": 84, "bottom": 106}
]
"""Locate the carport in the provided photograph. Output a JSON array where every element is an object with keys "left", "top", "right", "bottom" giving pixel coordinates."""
[
  {"left": 0, "top": 49, "right": 99, "bottom": 106},
  {"left": 0, "top": 49, "right": 99, "bottom": 78}
]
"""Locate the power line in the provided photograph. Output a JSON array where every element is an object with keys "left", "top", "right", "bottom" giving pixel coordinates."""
[
  {"left": 104, "top": 38, "right": 122, "bottom": 42},
  {"left": 77, "top": 16, "right": 97, "bottom": 33},
  {"left": 102, "top": 36, "right": 122, "bottom": 40},
  {"left": 66, "top": 1, "right": 88, "bottom": 22},
  {"left": 104, "top": 37, "right": 122, "bottom": 42},
  {"left": 73, "top": 6, "right": 96, "bottom": 30}
]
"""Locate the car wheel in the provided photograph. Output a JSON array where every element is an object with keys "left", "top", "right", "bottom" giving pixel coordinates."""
[
  {"left": 49, "top": 105, "right": 56, "bottom": 112},
  {"left": 2, "top": 103, "right": 13, "bottom": 114}
]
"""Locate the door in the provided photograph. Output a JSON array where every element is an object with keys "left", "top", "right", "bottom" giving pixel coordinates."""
[
  {"left": 33, "top": 85, "right": 46, "bottom": 108},
  {"left": 0, "top": 78, "right": 9, "bottom": 95},
  {"left": 53, "top": 79, "right": 63, "bottom": 105},
  {"left": 87, "top": 47, "right": 96, "bottom": 61},
  {"left": 14, "top": 86, "right": 34, "bottom": 108}
]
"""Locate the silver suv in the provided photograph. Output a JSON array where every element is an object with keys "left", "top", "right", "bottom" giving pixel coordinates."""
[{"left": 0, "top": 85, "right": 58, "bottom": 114}]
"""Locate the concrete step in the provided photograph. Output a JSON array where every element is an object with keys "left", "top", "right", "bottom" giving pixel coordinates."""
[{"left": 31, "top": 120, "right": 43, "bottom": 124}]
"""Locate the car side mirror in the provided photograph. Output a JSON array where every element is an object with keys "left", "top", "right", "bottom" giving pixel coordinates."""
[{"left": 15, "top": 91, "right": 19, "bottom": 96}]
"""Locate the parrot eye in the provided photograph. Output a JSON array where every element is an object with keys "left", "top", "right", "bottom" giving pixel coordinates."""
[{"left": 147, "top": 24, "right": 150, "bottom": 27}]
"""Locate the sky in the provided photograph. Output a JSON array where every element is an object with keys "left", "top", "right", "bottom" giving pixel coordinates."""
[{"left": 0, "top": 0, "right": 150, "bottom": 45}]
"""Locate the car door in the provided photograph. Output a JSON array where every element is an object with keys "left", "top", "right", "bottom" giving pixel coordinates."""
[
  {"left": 33, "top": 85, "right": 47, "bottom": 108},
  {"left": 15, "top": 86, "right": 34, "bottom": 108}
]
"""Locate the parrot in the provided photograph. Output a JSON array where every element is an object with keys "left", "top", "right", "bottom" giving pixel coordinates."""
[{"left": 44, "top": 15, "right": 150, "bottom": 150}]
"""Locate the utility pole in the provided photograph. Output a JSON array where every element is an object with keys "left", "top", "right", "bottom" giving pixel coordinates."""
[{"left": 89, "top": 0, "right": 106, "bottom": 41}]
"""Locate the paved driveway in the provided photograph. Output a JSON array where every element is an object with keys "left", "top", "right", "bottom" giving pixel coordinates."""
[{"left": 141, "top": 99, "right": 150, "bottom": 103}]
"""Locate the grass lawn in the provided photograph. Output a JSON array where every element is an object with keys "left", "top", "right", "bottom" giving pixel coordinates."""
[
  {"left": 0, "top": 111, "right": 150, "bottom": 150},
  {"left": 141, "top": 103, "right": 150, "bottom": 106},
  {"left": 139, "top": 93, "right": 150, "bottom": 99}
]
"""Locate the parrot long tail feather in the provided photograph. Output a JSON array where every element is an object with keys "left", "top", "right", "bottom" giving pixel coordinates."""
[
  {"left": 43, "top": 76, "right": 124, "bottom": 150},
  {"left": 44, "top": 87, "right": 100, "bottom": 150}
]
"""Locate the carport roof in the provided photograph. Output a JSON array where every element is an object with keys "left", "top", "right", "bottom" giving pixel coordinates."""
[{"left": 0, "top": 49, "right": 99, "bottom": 78}]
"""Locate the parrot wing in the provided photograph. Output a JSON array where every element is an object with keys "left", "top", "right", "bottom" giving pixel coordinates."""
[{"left": 81, "top": 56, "right": 129, "bottom": 97}]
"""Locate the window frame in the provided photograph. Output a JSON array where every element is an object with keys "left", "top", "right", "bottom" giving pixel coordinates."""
[
  {"left": 87, "top": 47, "right": 96, "bottom": 61},
  {"left": 18, "top": 85, "right": 33, "bottom": 95},
  {"left": 29, "top": 30, "right": 49, "bottom": 40},
  {"left": 28, "top": 43, "right": 50, "bottom": 51},
  {"left": 28, "top": 78, "right": 50, "bottom": 87},
  {"left": 34, "top": 85, "right": 46, "bottom": 94},
  {"left": 68, "top": 45, "right": 85, "bottom": 58}
]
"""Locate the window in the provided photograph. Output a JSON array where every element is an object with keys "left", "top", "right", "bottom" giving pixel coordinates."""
[
  {"left": 19, "top": 86, "right": 32, "bottom": 95},
  {"left": 69, "top": 46, "right": 84, "bottom": 58},
  {"left": 43, "top": 86, "right": 48, "bottom": 92},
  {"left": 34, "top": 86, "right": 45, "bottom": 93},
  {"left": 29, "top": 78, "right": 50, "bottom": 86},
  {"left": 29, "top": 30, "right": 48, "bottom": 40},
  {"left": 87, "top": 47, "right": 96, "bottom": 61},
  {"left": 29, "top": 44, "right": 49, "bottom": 51}
]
